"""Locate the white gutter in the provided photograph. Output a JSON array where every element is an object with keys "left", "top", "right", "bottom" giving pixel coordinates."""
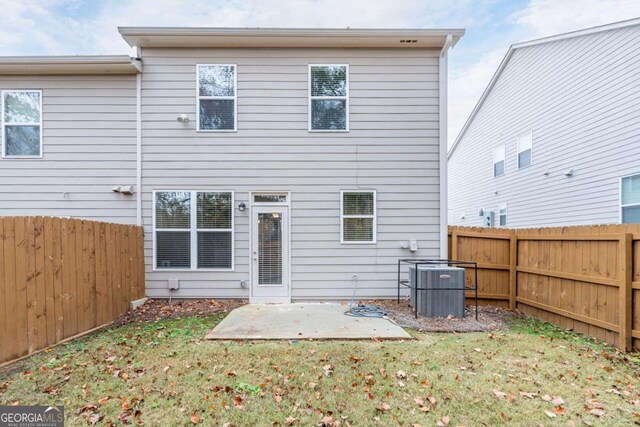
[
  {"left": 439, "top": 34, "right": 453, "bottom": 259},
  {"left": 135, "top": 47, "right": 142, "bottom": 226}
]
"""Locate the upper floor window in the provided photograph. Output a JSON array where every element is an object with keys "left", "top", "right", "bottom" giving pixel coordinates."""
[
  {"left": 197, "top": 65, "right": 236, "bottom": 131},
  {"left": 341, "top": 190, "right": 376, "bottom": 243},
  {"left": 517, "top": 130, "right": 533, "bottom": 169},
  {"left": 2, "top": 90, "right": 42, "bottom": 158},
  {"left": 493, "top": 144, "right": 505, "bottom": 177},
  {"left": 621, "top": 174, "right": 640, "bottom": 223},
  {"left": 309, "top": 65, "right": 348, "bottom": 131}
]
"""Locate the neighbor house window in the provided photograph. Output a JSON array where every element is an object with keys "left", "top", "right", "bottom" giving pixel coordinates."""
[
  {"left": 517, "top": 130, "right": 533, "bottom": 169},
  {"left": 154, "top": 191, "right": 234, "bottom": 270},
  {"left": 621, "top": 174, "right": 640, "bottom": 223},
  {"left": 341, "top": 190, "right": 376, "bottom": 243},
  {"left": 493, "top": 144, "right": 505, "bottom": 177},
  {"left": 2, "top": 90, "right": 42, "bottom": 158},
  {"left": 197, "top": 65, "right": 236, "bottom": 131},
  {"left": 309, "top": 65, "right": 348, "bottom": 131},
  {"left": 498, "top": 202, "right": 507, "bottom": 226}
]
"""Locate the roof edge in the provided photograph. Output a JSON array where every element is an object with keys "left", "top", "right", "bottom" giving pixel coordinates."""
[
  {"left": 118, "top": 26, "right": 465, "bottom": 48},
  {"left": 447, "top": 17, "right": 640, "bottom": 160},
  {"left": 0, "top": 55, "right": 141, "bottom": 75}
]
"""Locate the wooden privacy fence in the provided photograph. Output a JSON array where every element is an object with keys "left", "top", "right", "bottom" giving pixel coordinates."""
[
  {"left": 449, "top": 224, "right": 640, "bottom": 351},
  {"left": 0, "top": 217, "right": 145, "bottom": 365}
]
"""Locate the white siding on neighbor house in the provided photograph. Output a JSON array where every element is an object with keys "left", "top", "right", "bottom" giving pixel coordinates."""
[
  {"left": 141, "top": 47, "right": 441, "bottom": 299},
  {"left": 449, "top": 24, "right": 640, "bottom": 228},
  {"left": 0, "top": 75, "right": 138, "bottom": 224}
]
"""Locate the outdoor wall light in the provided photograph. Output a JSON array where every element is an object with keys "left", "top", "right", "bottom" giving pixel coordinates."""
[
  {"left": 238, "top": 202, "right": 246, "bottom": 212},
  {"left": 177, "top": 114, "right": 189, "bottom": 123}
]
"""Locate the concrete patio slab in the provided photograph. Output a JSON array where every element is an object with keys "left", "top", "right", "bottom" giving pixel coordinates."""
[{"left": 205, "top": 303, "right": 412, "bottom": 340}]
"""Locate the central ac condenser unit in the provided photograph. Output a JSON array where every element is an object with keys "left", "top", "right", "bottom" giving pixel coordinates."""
[{"left": 409, "top": 265, "right": 465, "bottom": 318}]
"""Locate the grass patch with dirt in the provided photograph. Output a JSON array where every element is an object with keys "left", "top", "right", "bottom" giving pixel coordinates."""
[{"left": 1, "top": 314, "right": 639, "bottom": 426}]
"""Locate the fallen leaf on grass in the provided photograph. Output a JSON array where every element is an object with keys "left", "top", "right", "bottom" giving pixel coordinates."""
[
  {"left": 377, "top": 402, "right": 391, "bottom": 412},
  {"left": 88, "top": 412, "right": 102, "bottom": 426},
  {"left": 436, "top": 416, "right": 450, "bottom": 426},
  {"left": 190, "top": 411, "right": 200, "bottom": 424},
  {"left": 396, "top": 370, "right": 406, "bottom": 379},
  {"left": 544, "top": 410, "right": 556, "bottom": 418},
  {"left": 493, "top": 389, "right": 508, "bottom": 399},
  {"left": 323, "top": 365, "right": 334, "bottom": 377},
  {"left": 286, "top": 416, "right": 298, "bottom": 425},
  {"left": 551, "top": 397, "right": 564, "bottom": 405},
  {"left": 76, "top": 404, "right": 97, "bottom": 415},
  {"left": 519, "top": 392, "right": 537, "bottom": 399}
]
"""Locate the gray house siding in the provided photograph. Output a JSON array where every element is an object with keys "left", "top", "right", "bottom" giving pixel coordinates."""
[
  {"left": 0, "top": 75, "right": 138, "bottom": 224},
  {"left": 141, "top": 47, "right": 442, "bottom": 299},
  {"left": 449, "top": 24, "right": 640, "bottom": 228}
]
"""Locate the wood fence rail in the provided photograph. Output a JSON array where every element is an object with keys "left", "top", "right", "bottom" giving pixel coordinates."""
[
  {"left": 0, "top": 217, "right": 145, "bottom": 365},
  {"left": 449, "top": 224, "right": 640, "bottom": 351}
]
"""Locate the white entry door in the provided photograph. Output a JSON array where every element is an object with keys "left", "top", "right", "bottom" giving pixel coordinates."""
[{"left": 251, "top": 206, "right": 290, "bottom": 303}]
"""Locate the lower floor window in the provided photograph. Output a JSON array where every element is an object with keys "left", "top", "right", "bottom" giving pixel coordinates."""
[
  {"left": 621, "top": 174, "right": 640, "bottom": 223},
  {"left": 154, "top": 190, "right": 233, "bottom": 270},
  {"left": 341, "top": 190, "right": 376, "bottom": 243},
  {"left": 498, "top": 203, "right": 507, "bottom": 227}
]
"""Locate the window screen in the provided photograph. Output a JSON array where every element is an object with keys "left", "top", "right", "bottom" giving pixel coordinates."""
[
  {"left": 341, "top": 191, "right": 375, "bottom": 243},
  {"left": 622, "top": 174, "right": 640, "bottom": 224},
  {"left": 3, "top": 91, "right": 42, "bottom": 157},
  {"left": 155, "top": 191, "right": 234, "bottom": 269},
  {"left": 310, "top": 65, "right": 348, "bottom": 131},
  {"left": 517, "top": 131, "right": 532, "bottom": 169},
  {"left": 198, "top": 65, "right": 236, "bottom": 131},
  {"left": 493, "top": 145, "right": 505, "bottom": 177}
]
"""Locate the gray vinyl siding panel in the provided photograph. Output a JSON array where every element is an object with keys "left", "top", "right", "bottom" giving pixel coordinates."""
[
  {"left": 141, "top": 47, "right": 441, "bottom": 299},
  {"left": 0, "top": 75, "right": 137, "bottom": 223},
  {"left": 449, "top": 25, "right": 640, "bottom": 228}
]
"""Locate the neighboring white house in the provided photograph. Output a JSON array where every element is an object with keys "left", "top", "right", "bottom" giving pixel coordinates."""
[
  {"left": 0, "top": 27, "right": 463, "bottom": 302},
  {"left": 448, "top": 18, "right": 640, "bottom": 228}
]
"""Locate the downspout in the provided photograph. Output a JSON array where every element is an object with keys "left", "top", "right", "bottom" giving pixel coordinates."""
[
  {"left": 439, "top": 35, "right": 453, "bottom": 259},
  {"left": 135, "top": 46, "right": 142, "bottom": 226}
]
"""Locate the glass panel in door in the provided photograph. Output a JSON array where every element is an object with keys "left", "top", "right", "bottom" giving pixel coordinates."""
[{"left": 258, "top": 212, "right": 283, "bottom": 285}]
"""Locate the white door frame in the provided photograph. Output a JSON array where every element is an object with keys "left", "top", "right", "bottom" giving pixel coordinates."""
[{"left": 249, "top": 191, "right": 291, "bottom": 303}]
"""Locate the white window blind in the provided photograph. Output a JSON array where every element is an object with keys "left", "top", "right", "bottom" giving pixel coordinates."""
[
  {"left": 258, "top": 212, "right": 283, "bottom": 285},
  {"left": 341, "top": 191, "right": 376, "bottom": 243},
  {"left": 309, "top": 65, "right": 348, "bottom": 131},
  {"left": 197, "top": 65, "right": 237, "bottom": 131},
  {"left": 493, "top": 144, "right": 505, "bottom": 177},
  {"left": 517, "top": 131, "right": 533, "bottom": 169},
  {"left": 621, "top": 174, "right": 640, "bottom": 223},
  {"left": 154, "top": 190, "right": 234, "bottom": 270},
  {"left": 2, "top": 90, "right": 42, "bottom": 158}
]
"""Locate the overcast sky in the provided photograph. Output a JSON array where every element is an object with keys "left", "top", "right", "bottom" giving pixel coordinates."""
[{"left": 1, "top": 0, "right": 638, "bottom": 146}]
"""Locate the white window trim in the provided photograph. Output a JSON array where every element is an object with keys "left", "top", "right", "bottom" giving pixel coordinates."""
[
  {"left": 1, "top": 89, "right": 43, "bottom": 159},
  {"left": 493, "top": 143, "right": 505, "bottom": 178},
  {"left": 340, "top": 190, "right": 376, "bottom": 244},
  {"left": 152, "top": 190, "right": 235, "bottom": 271},
  {"left": 620, "top": 173, "right": 640, "bottom": 224},
  {"left": 516, "top": 130, "right": 533, "bottom": 169},
  {"left": 497, "top": 202, "right": 507, "bottom": 227},
  {"left": 196, "top": 64, "right": 237, "bottom": 132},
  {"left": 308, "top": 64, "right": 349, "bottom": 132}
]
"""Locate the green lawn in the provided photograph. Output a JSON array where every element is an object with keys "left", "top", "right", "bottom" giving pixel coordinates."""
[{"left": 1, "top": 314, "right": 638, "bottom": 426}]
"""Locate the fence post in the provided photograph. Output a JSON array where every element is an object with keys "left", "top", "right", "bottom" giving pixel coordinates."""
[
  {"left": 509, "top": 233, "right": 517, "bottom": 310},
  {"left": 451, "top": 229, "right": 458, "bottom": 260},
  {"left": 619, "top": 233, "right": 633, "bottom": 352}
]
